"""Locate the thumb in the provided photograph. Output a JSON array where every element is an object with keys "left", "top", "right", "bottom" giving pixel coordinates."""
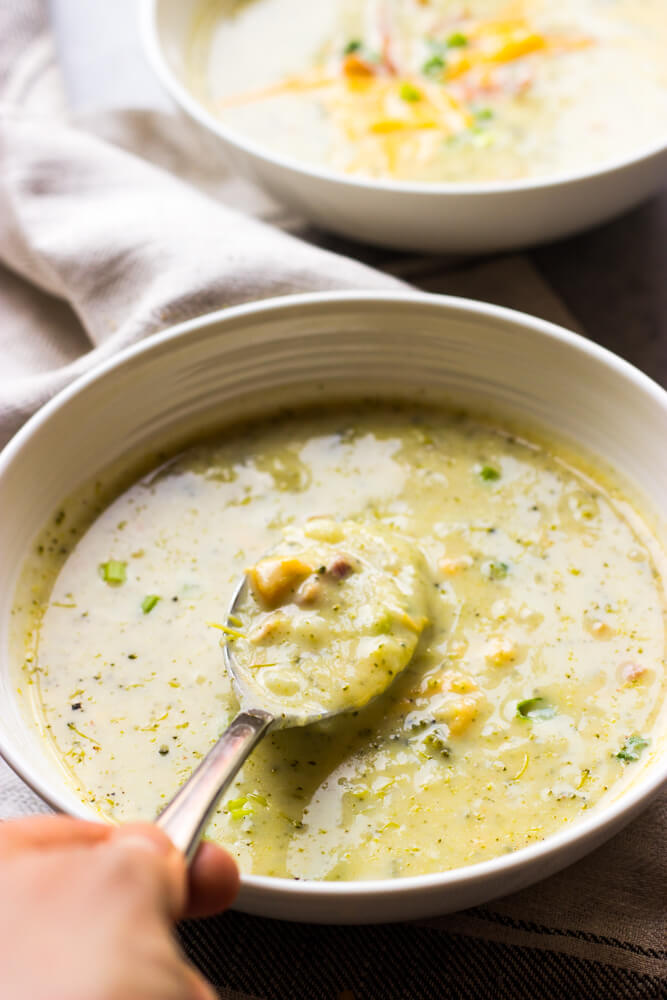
[
  {"left": 182, "top": 964, "right": 219, "bottom": 1000},
  {"left": 108, "top": 822, "right": 187, "bottom": 919}
]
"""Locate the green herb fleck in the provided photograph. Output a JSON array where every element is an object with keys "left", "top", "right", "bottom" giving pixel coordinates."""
[
  {"left": 474, "top": 107, "right": 494, "bottom": 121},
  {"left": 226, "top": 795, "right": 249, "bottom": 810},
  {"left": 487, "top": 561, "right": 509, "bottom": 580},
  {"left": 480, "top": 464, "right": 501, "bottom": 481},
  {"left": 99, "top": 560, "right": 127, "bottom": 585},
  {"left": 399, "top": 82, "right": 422, "bottom": 102},
  {"left": 447, "top": 32, "right": 468, "bottom": 48},
  {"left": 225, "top": 792, "right": 269, "bottom": 820},
  {"left": 517, "top": 697, "right": 556, "bottom": 721},
  {"left": 406, "top": 716, "right": 432, "bottom": 734},
  {"left": 423, "top": 730, "right": 451, "bottom": 757},
  {"left": 372, "top": 612, "right": 394, "bottom": 636},
  {"left": 226, "top": 795, "right": 253, "bottom": 820},
  {"left": 141, "top": 594, "right": 160, "bottom": 614},
  {"left": 344, "top": 39, "right": 362, "bottom": 55},
  {"left": 615, "top": 735, "right": 650, "bottom": 762},
  {"left": 422, "top": 54, "right": 446, "bottom": 77},
  {"left": 229, "top": 805, "right": 253, "bottom": 820}
]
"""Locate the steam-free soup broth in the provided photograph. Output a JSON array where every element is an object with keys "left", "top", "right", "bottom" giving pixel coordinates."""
[{"left": 11, "top": 404, "right": 666, "bottom": 880}]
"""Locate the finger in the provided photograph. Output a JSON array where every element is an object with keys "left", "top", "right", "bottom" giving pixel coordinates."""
[
  {"left": 185, "top": 840, "right": 240, "bottom": 918},
  {"left": 109, "top": 823, "right": 187, "bottom": 918},
  {"left": 181, "top": 963, "right": 219, "bottom": 1000},
  {"left": 0, "top": 815, "right": 111, "bottom": 855}
]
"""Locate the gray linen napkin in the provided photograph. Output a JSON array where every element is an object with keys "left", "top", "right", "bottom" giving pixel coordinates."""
[{"left": 0, "top": 3, "right": 664, "bottom": 997}]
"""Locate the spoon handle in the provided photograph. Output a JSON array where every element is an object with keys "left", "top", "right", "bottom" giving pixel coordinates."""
[{"left": 156, "top": 708, "right": 273, "bottom": 863}]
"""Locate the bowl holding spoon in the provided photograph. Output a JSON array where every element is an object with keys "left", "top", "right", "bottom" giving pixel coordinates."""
[{"left": 0, "top": 291, "right": 665, "bottom": 923}]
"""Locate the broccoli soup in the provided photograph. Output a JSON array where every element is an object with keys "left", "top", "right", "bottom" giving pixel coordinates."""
[
  {"left": 11, "top": 404, "right": 667, "bottom": 881},
  {"left": 187, "top": 0, "right": 667, "bottom": 183},
  {"left": 234, "top": 520, "right": 432, "bottom": 722}
]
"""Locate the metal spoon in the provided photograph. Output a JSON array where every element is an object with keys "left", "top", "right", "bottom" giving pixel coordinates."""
[{"left": 155, "top": 572, "right": 412, "bottom": 862}]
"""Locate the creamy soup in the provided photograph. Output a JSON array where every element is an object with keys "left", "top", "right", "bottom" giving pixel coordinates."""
[
  {"left": 234, "top": 520, "right": 431, "bottom": 721},
  {"left": 10, "top": 404, "right": 666, "bottom": 880},
  {"left": 186, "top": 0, "right": 667, "bottom": 183}
]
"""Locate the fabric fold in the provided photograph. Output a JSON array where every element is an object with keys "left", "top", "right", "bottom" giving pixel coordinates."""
[{"left": 0, "top": 110, "right": 402, "bottom": 445}]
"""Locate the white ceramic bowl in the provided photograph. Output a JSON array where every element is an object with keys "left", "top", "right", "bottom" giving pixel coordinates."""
[
  {"left": 0, "top": 291, "right": 666, "bottom": 923},
  {"left": 140, "top": 0, "right": 667, "bottom": 253}
]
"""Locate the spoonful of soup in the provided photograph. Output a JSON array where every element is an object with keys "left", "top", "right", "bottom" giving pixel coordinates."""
[{"left": 156, "top": 518, "right": 430, "bottom": 862}]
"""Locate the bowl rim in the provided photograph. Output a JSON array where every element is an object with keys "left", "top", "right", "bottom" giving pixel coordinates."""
[
  {"left": 1, "top": 288, "right": 666, "bottom": 901},
  {"left": 140, "top": 0, "right": 667, "bottom": 199}
]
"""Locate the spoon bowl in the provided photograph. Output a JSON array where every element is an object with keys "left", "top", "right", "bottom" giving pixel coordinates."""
[
  {"left": 156, "top": 519, "right": 429, "bottom": 861},
  {"left": 222, "top": 573, "right": 321, "bottom": 730}
]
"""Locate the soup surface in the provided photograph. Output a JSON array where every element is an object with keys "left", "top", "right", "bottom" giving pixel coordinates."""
[
  {"left": 11, "top": 404, "right": 666, "bottom": 880},
  {"left": 186, "top": 0, "right": 667, "bottom": 183}
]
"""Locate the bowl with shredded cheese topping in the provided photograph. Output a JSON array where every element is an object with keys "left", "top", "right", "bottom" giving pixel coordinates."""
[{"left": 142, "top": 0, "right": 667, "bottom": 251}]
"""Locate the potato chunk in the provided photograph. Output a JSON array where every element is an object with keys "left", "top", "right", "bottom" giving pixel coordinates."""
[
  {"left": 435, "top": 694, "right": 482, "bottom": 735},
  {"left": 426, "top": 671, "right": 486, "bottom": 735},
  {"left": 484, "top": 635, "right": 518, "bottom": 666},
  {"left": 247, "top": 557, "right": 312, "bottom": 608}
]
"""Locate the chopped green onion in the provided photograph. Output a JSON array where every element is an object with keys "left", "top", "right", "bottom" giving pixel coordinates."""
[
  {"left": 226, "top": 795, "right": 252, "bottom": 819},
  {"left": 141, "top": 594, "right": 160, "bottom": 614},
  {"left": 229, "top": 805, "right": 253, "bottom": 820},
  {"left": 399, "top": 82, "right": 422, "bottom": 102},
  {"left": 226, "top": 792, "right": 267, "bottom": 820},
  {"left": 475, "top": 107, "right": 494, "bottom": 121},
  {"left": 99, "top": 560, "right": 127, "bottom": 585},
  {"left": 480, "top": 464, "right": 501, "bottom": 481},
  {"left": 343, "top": 39, "right": 362, "bottom": 55},
  {"left": 615, "top": 735, "right": 650, "bottom": 762},
  {"left": 517, "top": 697, "right": 556, "bottom": 721},
  {"left": 447, "top": 32, "right": 468, "bottom": 48},
  {"left": 422, "top": 54, "right": 446, "bottom": 77}
]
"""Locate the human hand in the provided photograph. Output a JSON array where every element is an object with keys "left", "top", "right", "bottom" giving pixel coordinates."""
[{"left": 0, "top": 815, "right": 239, "bottom": 1000}]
